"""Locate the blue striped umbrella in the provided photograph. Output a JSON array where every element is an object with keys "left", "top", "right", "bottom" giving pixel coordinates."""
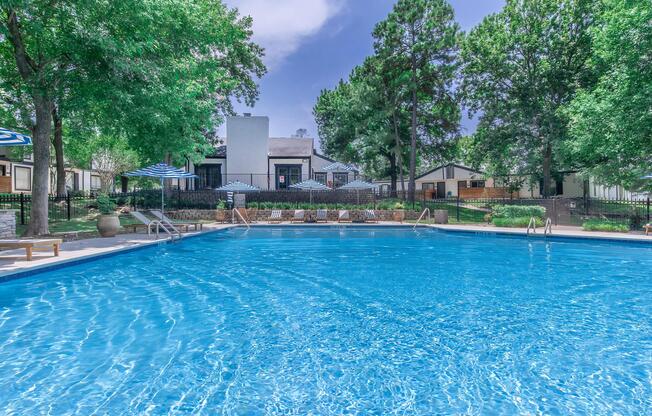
[
  {"left": 0, "top": 127, "right": 32, "bottom": 146},
  {"left": 290, "top": 179, "right": 331, "bottom": 204},
  {"left": 339, "top": 179, "right": 377, "bottom": 204},
  {"left": 322, "top": 162, "right": 355, "bottom": 172},
  {"left": 125, "top": 163, "right": 197, "bottom": 213},
  {"left": 215, "top": 181, "right": 260, "bottom": 192}
]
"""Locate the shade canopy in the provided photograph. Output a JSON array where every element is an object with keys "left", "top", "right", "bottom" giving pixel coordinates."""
[
  {"left": 338, "top": 179, "right": 377, "bottom": 190},
  {"left": 215, "top": 181, "right": 260, "bottom": 192},
  {"left": 125, "top": 162, "right": 197, "bottom": 213},
  {"left": 0, "top": 127, "right": 32, "bottom": 146},
  {"left": 290, "top": 179, "right": 331, "bottom": 191},
  {"left": 125, "top": 162, "right": 196, "bottom": 179},
  {"left": 322, "top": 162, "right": 355, "bottom": 172}
]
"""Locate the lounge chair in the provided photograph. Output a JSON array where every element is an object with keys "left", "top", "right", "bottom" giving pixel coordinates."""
[
  {"left": 268, "top": 210, "right": 282, "bottom": 224},
  {"left": 292, "top": 209, "right": 305, "bottom": 223},
  {"left": 150, "top": 210, "right": 202, "bottom": 232},
  {"left": 128, "top": 211, "right": 173, "bottom": 237},
  {"left": 644, "top": 224, "right": 652, "bottom": 236},
  {"left": 364, "top": 209, "right": 378, "bottom": 223},
  {"left": 0, "top": 238, "right": 62, "bottom": 261},
  {"left": 316, "top": 209, "right": 328, "bottom": 223},
  {"left": 338, "top": 210, "right": 351, "bottom": 223}
]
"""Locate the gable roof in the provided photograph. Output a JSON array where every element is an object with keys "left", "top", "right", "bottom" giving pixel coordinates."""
[{"left": 416, "top": 163, "right": 485, "bottom": 180}]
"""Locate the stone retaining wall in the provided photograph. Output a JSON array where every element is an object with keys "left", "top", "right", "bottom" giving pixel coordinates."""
[
  {"left": 0, "top": 210, "right": 16, "bottom": 238},
  {"left": 167, "top": 209, "right": 434, "bottom": 223}
]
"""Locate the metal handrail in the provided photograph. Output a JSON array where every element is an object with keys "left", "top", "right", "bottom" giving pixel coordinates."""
[
  {"left": 544, "top": 217, "right": 553, "bottom": 236},
  {"left": 150, "top": 219, "right": 180, "bottom": 241},
  {"left": 526, "top": 217, "right": 537, "bottom": 235},
  {"left": 232, "top": 208, "right": 251, "bottom": 230},
  {"left": 414, "top": 208, "right": 431, "bottom": 229}
]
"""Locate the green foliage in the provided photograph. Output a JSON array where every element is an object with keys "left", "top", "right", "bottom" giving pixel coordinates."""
[
  {"left": 96, "top": 194, "right": 117, "bottom": 215},
  {"left": 461, "top": 0, "right": 596, "bottom": 196},
  {"left": 492, "top": 205, "right": 546, "bottom": 219},
  {"left": 247, "top": 201, "right": 417, "bottom": 211},
  {"left": 563, "top": 0, "right": 652, "bottom": 189},
  {"left": 215, "top": 200, "right": 227, "bottom": 210},
  {"left": 492, "top": 217, "right": 543, "bottom": 228},
  {"left": 582, "top": 219, "right": 629, "bottom": 233}
]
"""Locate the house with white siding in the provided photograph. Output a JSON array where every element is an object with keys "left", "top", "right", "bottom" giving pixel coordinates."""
[{"left": 185, "top": 114, "right": 357, "bottom": 190}]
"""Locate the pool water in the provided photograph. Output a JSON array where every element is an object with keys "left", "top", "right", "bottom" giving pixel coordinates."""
[{"left": 0, "top": 227, "right": 651, "bottom": 414}]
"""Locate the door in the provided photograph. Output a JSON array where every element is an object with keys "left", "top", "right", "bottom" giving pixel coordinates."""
[
  {"left": 436, "top": 182, "right": 446, "bottom": 198},
  {"left": 276, "top": 165, "right": 302, "bottom": 189},
  {"left": 195, "top": 164, "right": 222, "bottom": 189}
]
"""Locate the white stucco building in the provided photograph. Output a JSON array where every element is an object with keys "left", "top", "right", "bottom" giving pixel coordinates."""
[{"left": 186, "top": 114, "right": 357, "bottom": 190}]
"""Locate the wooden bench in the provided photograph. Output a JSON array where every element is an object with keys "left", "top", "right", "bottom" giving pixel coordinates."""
[{"left": 0, "top": 239, "right": 62, "bottom": 261}]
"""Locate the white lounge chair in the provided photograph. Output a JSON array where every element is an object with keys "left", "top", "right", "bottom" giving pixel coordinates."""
[
  {"left": 316, "top": 209, "right": 328, "bottom": 223},
  {"left": 292, "top": 209, "right": 305, "bottom": 223},
  {"left": 268, "top": 210, "right": 282, "bottom": 224},
  {"left": 364, "top": 209, "right": 378, "bottom": 223},
  {"left": 129, "top": 211, "right": 175, "bottom": 238},
  {"left": 150, "top": 210, "right": 202, "bottom": 232},
  {"left": 338, "top": 210, "right": 351, "bottom": 223}
]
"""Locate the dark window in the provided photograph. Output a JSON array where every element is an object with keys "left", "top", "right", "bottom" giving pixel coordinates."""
[
  {"left": 195, "top": 164, "right": 222, "bottom": 189},
  {"left": 445, "top": 165, "right": 454, "bottom": 179},
  {"left": 422, "top": 182, "right": 435, "bottom": 190},
  {"left": 0, "top": 165, "right": 6, "bottom": 176},
  {"left": 276, "top": 165, "right": 302, "bottom": 189},
  {"left": 556, "top": 179, "right": 564, "bottom": 196},
  {"left": 90, "top": 175, "right": 101, "bottom": 190},
  {"left": 333, "top": 173, "right": 349, "bottom": 188},
  {"left": 470, "top": 180, "right": 485, "bottom": 188},
  {"left": 314, "top": 172, "right": 327, "bottom": 185}
]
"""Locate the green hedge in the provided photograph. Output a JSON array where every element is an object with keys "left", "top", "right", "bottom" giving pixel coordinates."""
[
  {"left": 492, "top": 205, "right": 546, "bottom": 219},
  {"left": 493, "top": 216, "right": 543, "bottom": 228},
  {"left": 245, "top": 201, "right": 408, "bottom": 211},
  {"left": 582, "top": 219, "right": 629, "bottom": 233}
]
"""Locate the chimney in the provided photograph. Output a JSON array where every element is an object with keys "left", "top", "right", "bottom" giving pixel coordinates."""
[{"left": 243, "top": 112, "right": 252, "bottom": 117}]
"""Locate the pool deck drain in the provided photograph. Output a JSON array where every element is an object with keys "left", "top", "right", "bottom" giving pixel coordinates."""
[{"left": 0, "top": 222, "right": 650, "bottom": 278}]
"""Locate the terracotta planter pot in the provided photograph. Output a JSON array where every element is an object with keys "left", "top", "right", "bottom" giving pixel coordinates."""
[{"left": 97, "top": 214, "right": 120, "bottom": 237}]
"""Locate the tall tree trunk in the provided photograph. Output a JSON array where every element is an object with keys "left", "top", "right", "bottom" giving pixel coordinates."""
[
  {"left": 392, "top": 110, "right": 406, "bottom": 200},
  {"left": 389, "top": 152, "right": 397, "bottom": 197},
  {"left": 408, "top": 26, "right": 417, "bottom": 204},
  {"left": 542, "top": 141, "right": 552, "bottom": 198},
  {"left": 52, "top": 106, "right": 66, "bottom": 196},
  {"left": 6, "top": 9, "right": 51, "bottom": 236},
  {"left": 26, "top": 96, "right": 53, "bottom": 236}
]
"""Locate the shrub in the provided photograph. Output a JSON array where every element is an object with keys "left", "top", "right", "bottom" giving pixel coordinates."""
[
  {"left": 216, "top": 199, "right": 227, "bottom": 210},
  {"left": 492, "top": 205, "right": 546, "bottom": 219},
  {"left": 492, "top": 216, "right": 543, "bottom": 228},
  {"left": 96, "top": 193, "right": 116, "bottom": 215},
  {"left": 582, "top": 219, "right": 629, "bottom": 233}
]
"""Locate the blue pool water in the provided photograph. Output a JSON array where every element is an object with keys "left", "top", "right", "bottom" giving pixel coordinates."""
[{"left": 0, "top": 227, "right": 651, "bottom": 414}]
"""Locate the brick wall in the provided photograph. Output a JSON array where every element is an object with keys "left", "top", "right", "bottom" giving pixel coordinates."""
[
  {"left": 166, "top": 209, "right": 434, "bottom": 223},
  {"left": 0, "top": 210, "right": 16, "bottom": 238}
]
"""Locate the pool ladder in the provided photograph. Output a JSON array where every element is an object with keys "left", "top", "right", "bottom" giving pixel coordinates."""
[
  {"left": 414, "top": 208, "right": 431, "bottom": 229},
  {"left": 527, "top": 217, "right": 553, "bottom": 236},
  {"left": 232, "top": 208, "right": 251, "bottom": 230},
  {"left": 153, "top": 219, "right": 182, "bottom": 242}
]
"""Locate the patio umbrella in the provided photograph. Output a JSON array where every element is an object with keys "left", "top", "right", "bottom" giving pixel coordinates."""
[
  {"left": 322, "top": 161, "right": 355, "bottom": 172},
  {"left": 215, "top": 181, "right": 260, "bottom": 192},
  {"left": 125, "top": 163, "right": 197, "bottom": 213},
  {"left": 339, "top": 179, "right": 378, "bottom": 204},
  {"left": 0, "top": 127, "right": 32, "bottom": 146},
  {"left": 290, "top": 179, "right": 330, "bottom": 204}
]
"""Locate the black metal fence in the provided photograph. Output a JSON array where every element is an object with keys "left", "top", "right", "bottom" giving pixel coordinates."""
[{"left": 2, "top": 191, "right": 650, "bottom": 230}]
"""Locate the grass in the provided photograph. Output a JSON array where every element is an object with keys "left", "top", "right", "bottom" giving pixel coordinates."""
[
  {"left": 16, "top": 215, "right": 142, "bottom": 236},
  {"left": 582, "top": 219, "right": 630, "bottom": 233},
  {"left": 409, "top": 203, "right": 488, "bottom": 224}
]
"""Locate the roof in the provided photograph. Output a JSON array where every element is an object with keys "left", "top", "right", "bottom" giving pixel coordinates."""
[
  {"left": 416, "top": 163, "right": 485, "bottom": 180},
  {"left": 206, "top": 145, "right": 226, "bottom": 158},
  {"left": 268, "top": 137, "right": 313, "bottom": 157}
]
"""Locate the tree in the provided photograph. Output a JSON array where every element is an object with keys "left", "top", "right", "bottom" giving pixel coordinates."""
[
  {"left": 0, "top": 0, "right": 264, "bottom": 235},
  {"left": 373, "top": 0, "right": 461, "bottom": 202},
  {"left": 461, "top": 0, "right": 596, "bottom": 197},
  {"left": 563, "top": 0, "right": 652, "bottom": 188}
]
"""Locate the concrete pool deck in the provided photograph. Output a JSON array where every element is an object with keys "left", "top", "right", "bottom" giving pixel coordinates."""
[{"left": 0, "top": 222, "right": 650, "bottom": 278}]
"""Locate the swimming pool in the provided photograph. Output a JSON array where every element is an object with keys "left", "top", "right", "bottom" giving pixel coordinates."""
[{"left": 0, "top": 226, "right": 650, "bottom": 414}]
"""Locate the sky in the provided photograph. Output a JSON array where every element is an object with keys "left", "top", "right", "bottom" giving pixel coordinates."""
[{"left": 222, "top": 0, "right": 505, "bottom": 143}]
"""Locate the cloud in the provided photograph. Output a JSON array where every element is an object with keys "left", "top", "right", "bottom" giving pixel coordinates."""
[{"left": 225, "top": 0, "right": 344, "bottom": 69}]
